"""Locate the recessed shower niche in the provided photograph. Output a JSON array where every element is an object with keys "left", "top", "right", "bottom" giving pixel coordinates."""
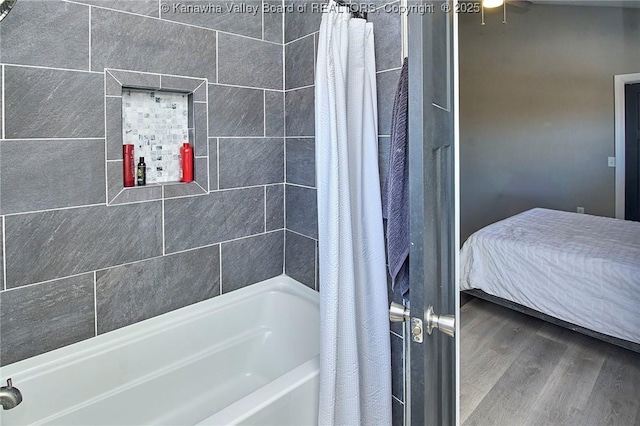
[
  {"left": 104, "top": 69, "right": 209, "bottom": 205},
  {"left": 122, "top": 89, "right": 189, "bottom": 185}
]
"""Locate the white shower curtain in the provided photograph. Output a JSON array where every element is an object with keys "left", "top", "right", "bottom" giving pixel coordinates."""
[{"left": 315, "top": 2, "right": 392, "bottom": 425}]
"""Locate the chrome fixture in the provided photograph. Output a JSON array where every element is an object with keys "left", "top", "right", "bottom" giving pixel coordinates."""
[
  {"left": 425, "top": 306, "right": 455, "bottom": 337},
  {"left": 389, "top": 302, "right": 410, "bottom": 323},
  {"left": 389, "top": 302, "right": 456, "bottom": 341},
  {"left": 0, "top": 378, "right": 23, "bottom": 410},
  {"left": 0, "top": 0, "right": 18, "bottom": 22}
]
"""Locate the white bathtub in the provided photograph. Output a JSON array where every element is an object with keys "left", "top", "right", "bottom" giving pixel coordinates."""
[{"left": 0, "top": 276, "right": 319, "bottom": 425}]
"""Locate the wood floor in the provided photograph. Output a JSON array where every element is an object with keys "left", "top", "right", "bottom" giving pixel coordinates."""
[{"left": 460, "top": 298, "right": 640, "bottom": 426}]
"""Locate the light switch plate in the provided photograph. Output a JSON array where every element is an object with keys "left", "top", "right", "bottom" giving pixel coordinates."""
[{"left": 608, "top": 157, "right": 616, "bottom": 167}]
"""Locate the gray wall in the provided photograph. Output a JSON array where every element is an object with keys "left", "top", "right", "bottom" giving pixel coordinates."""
[
  {"left": 460, "top": 5, "right": 640, "bottom": 242},
  {"left": 0, "top": 0, "right": 286, "bottom": 366},
  {"left": 281, "top": 2, "right": 405, "bottom": 424}
]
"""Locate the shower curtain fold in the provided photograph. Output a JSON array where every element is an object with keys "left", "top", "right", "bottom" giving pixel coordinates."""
[{"left": 316, "top": 2, "right": 392, "bottom": 425}]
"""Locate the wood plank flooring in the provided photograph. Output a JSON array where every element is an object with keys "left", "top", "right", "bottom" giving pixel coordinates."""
[{"left": 460, "top": 298, "right": 640, "bottom": 426}]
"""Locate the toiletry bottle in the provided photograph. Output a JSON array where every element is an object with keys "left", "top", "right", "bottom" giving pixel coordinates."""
[
  {"left": 137, "top": 157, "right": 146, "bottom": 186},
  {"left": 123, "top": 145, "right": 135, "bottom": 187},
  {"left": 180, "top": 142, "right": 194, "bottom": 183}
]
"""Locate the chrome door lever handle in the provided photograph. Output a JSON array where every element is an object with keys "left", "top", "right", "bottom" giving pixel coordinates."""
[
  {"left": 389, "top": 302, "right": 410, "bottom": 322},
  {"left": 425, "top": 306, "right": 455, "bottom": 337}
]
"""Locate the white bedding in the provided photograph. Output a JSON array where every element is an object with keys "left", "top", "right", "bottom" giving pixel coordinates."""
[{"left": 460, "top": 208, "right": 640, "bottom": 344}]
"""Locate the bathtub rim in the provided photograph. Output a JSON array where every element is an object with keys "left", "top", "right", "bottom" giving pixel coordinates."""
[{"left": 0, "top": 275, "right": 317, "bottom": 380}]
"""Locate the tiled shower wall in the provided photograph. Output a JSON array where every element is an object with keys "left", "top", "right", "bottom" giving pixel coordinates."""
[
  {"left": 281, "top": 2, "right": 405, "bottom": 425},
  {"left": 0, "top": 0, "right": 288, "bottom": 366}
]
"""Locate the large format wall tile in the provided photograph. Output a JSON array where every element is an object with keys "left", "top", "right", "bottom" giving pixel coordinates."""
[
  {"left": 285, "top": 87, "right": 315, "bottom": 136},
  {"left": 263, "top": 0, "right": 283, "bottom": 43},
  {"left": 209, "top": 85, "right": 264, "bottom": 136},
  {"left": 91, "top": 8, "right": 217, "bottom": 81},
  {"left": 106, "top": 97, "right": 123, "bottom": 160},
  {"left": 285, "top": 184, "right": 318, "bottom": 239},
  {"left": 164, "top": 187, "right": 264, "bottom": 253},
  {"left": 221, "top": 231, "right": 284, "bottom": 293},
  {"left": 370, "top": 4, "right": 402, "bottom": 72},
  {"left": 266, "top": 184, "right": 284, "bottom": 231},
  {"left": 284, "top": 0, "right": 322, "bottom": 43},
  {"left": 208, "top": 138, "right": 219, "bottom": 190},
  {"left": 0, "top": 139, "right": 106, "bottom": 214},
  {"left": 285, "top": 35, "right": 315, "bottom": 90},
  {"left": 96, "top": 246, "right": 220, "bottom": 334},
  {"left": 218, "top": 138, "right": 284, "bottom": 188},
  {"left": 378, "top": 136, "right": 390, "bottom": 191},
  {"left": 0, "top": 0, "right": 90, "bottom": 70},
  {"left": 161, "top": 0, "right": 262, "bottom": 39},
  {"left": 391, "top": 331, "right": 404, "bottom": 401},
  {"left": 4, "top": 202, "right": 163, "bottom": 287},
  {"left": 73, "top": 0, "right": 159, "bottom": 17},
  {"left": 285, "top": 231, "right": 315, "bottom": 289},
  {"left": 0, "top": 226, "right": 4, "bottom": 289},
  {"left": 286, "top": 138, "right": 315, "bottom": 187},
  {"left": 0, "top": 274, "right": 95, "bottom": 366},
  {"left": 265, "top": 91, "right": 285, "bottom": 136},
  {"left": 4, "top": 67, "right": 104, "bottom": 139},
  {"left": 218, "top": 33, "right": 283, "bottom": 90},
  {"left": 377, "top": 69, "right": 401, "bottom": 135}
]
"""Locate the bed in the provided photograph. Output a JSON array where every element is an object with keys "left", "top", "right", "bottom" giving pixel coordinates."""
[{"left": 460, "top": 208, "right": 640, "bottom": 350}]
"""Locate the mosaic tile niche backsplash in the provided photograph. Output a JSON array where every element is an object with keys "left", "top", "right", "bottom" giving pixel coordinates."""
[{"left": 122, "top": 89, "right": 189, "bottom": 184}]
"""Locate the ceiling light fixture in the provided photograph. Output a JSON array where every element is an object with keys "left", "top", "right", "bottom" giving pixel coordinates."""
[{"left": 481, "top": 0, "right": 507, "bottom": 25}]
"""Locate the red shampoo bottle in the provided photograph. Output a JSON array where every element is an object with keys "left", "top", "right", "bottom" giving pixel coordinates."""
[
  {"left": 123, "top": 144, "right": 135, "bottom": 187},
  {"left": 180, "top": 142, "right": 194, "bottom": 183}
]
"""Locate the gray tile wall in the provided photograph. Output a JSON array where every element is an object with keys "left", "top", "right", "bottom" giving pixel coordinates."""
[
  {"left": 281, "top": 2, "right": 405, "bottom": 424},
  {"left": 0, "top": 0, "right": 286, "bottom": 366}
]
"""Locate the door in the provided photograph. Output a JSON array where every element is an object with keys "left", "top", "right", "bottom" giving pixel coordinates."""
[
  {"left": 625, "top": 83, "right": 640, "bottom": 221},
  {"left": 407, "top": 2, "right": 458, "bottom": 425}
]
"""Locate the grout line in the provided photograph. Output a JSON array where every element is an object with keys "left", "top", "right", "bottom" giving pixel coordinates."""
[
  {"left": 283, "top": 228, "right": 287, "bottom": 275},
  {"left": 377, "top": 66, "right": 402, "bottom": 74},
  {"left": 392, "top": 395, "right": 404, "bottom": 405},
  {"left": 282, "top": 35, "right": 287, "bottom": 91},
  {"left": 105, "top": 95, "right": 122, "bottom": 98},
  {"left": 206, "top": 137, "right": 211, "bottom": 192},
  {"left": 1, "top": 137, "right": 105, "bottom": 141},
  {"left": 2, "top": 217, "right": 7, "bottom": 290},
  {"left": 208, "top": 81, "right": 283, "bottom": 93},
  {"left": 286, "top": 228, "right": 317, "bottom": 242},
  {"left": 109, "top": 188, "right": 126, "bottom": 204},
  {"left": 2, "top": 202, "right": 106, "bottom": 217},
  {"left": 158, "top": 0, "right": 161, "bottom": 18},
  {"left": 391, "top": 330, "right": 403, "bottom": 339},
  {"left": 285, "top": 83, "right": 314, "bottom": 93},
  {"left": 64, "top": 0, "right": 282, "bottom": 46},
  {"left": 106, "top": 67, "right": 206, "bottom": 83},
  {"left": 286, "top": 182, "right": 316, "bottom": 190},
  {"left": 2, "top": 65, "right": 5, "bottom": 141},
  {"left": 88, "top": 6, "right": 92, "bottom": 71},
  {"left": 1, "top": 229, "right": 286, "bottom": 294},
  {"left": 264, "top": 186, "right": 267, "bottom": 232},
  {"left": 433, "top": 102, "right": 449, "bottom": 112},
  {"left": 1, "top": 270, "right": 100, "bottom": 293},
  {"left": 219, "top": 243, "right": 223, "bottom": 295},
  {"left": 103, "top": 70, "right": 110, "bottom": 204},
  {"left": 216, "top": 138, "right": 220, "bottom": 190},
  {"left": 93, "top": 271, "right": 98, "bottom": 336},
  {"left": 284, "top": 136, "right": 315, "bottom": 139},
  {"left": 1, "top": 63, "right": 101, "bottom": 74},
  {"left": 283, "top": 31, "right": 316, "bottom": 47},
  {"left": 161, "top": 185, "right": 166, "bottom": 256},
  {"left": 212, "top": 136, "right": 283, "bottom": 139},
  {"left": 215, "top": 31, "right": 219, "bottom": 84},
  {"left": 263, "top": 90, "right": 267, "bottom": 137}
]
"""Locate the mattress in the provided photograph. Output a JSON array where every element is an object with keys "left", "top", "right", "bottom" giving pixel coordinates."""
[{"left": 460, "top": 208, "right": 640, "bottom": 344}]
